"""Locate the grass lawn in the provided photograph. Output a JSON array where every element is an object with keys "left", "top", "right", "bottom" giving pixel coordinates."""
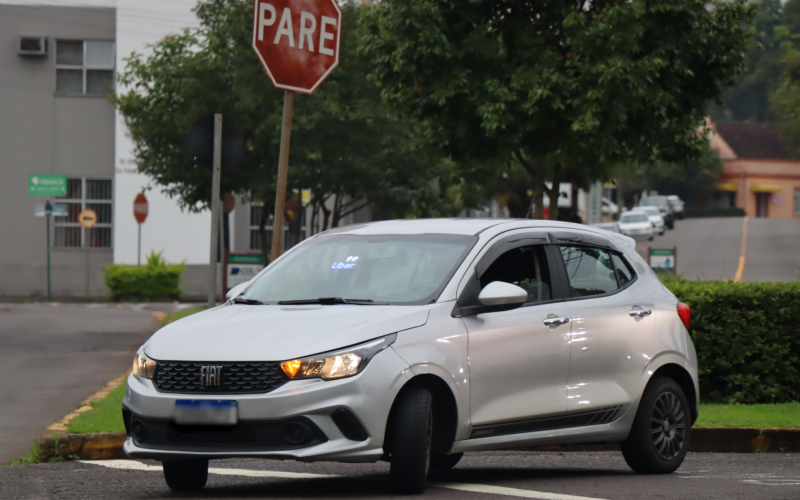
[
  {"left": 695, "top": 402, "right": 800, "bottom": 428},
  {"left": 67, "top": 381, "right": 127, "bottom": 434},
  {"left": 161, "top": 306, "right": 205, "bottom": 326}
]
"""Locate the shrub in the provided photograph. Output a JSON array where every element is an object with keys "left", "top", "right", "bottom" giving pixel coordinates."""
[
  {"left": 683, "top": 207, "right": 745, "bottom": 218},
  {"left": 104, "top": 251, "right": 185, "bottom": 301},
  {"left": 661, "top": 277, "right": 800, "bottom": 404}
]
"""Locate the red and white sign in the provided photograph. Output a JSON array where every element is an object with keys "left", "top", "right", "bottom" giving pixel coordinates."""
[
  {"left": 251, "top": 0, "right": 342, "bottom": 95},
  {"left": 133, "top": 193, "right": 148, "bottom": 224}
]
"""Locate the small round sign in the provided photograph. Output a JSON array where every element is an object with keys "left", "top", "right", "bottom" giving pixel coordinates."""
[{"left": 79, "top": 209, "right": 98, "bottom": 229}]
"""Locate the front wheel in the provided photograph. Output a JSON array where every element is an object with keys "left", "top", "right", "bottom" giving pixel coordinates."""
[
  {"left": 430, "top": 452, "right": 463, "bottom": 471},
  {"left": 162, "top": 459, "right": 208, "bottom": 491},
  {"left": 388, "top": 387, "right": 433, "bottom": 494},
  {"left": 621, "top": 376, "right": 691, "bottom": 474}
]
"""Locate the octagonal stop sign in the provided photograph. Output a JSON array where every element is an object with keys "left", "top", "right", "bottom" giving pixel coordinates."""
[{"left": 251, "top": 0, "right": 342, "bottom": 95}]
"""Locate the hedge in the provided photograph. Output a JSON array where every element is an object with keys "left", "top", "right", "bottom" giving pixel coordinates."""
[
  {"left": 683, "top": 207, "right": 745, "bottom": 218},
  {"left": 662, "top": 277, "right": 800, "bottom": 404},
  {"left": 104, "top": 251, "right": 185, "bottom": 301}
]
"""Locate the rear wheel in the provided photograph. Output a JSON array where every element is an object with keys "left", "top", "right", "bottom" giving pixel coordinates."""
[
  {"left": 430, "top": 452, "right": 463, "bottom": 471},
  {"left": 388, "top": 387, "right": 433, "bottom": 494},
  {"left": 162, "top": 459, "right": 208, "bottom": 491},
  {"left": 621, "top": 376, "right": 690, "bottom": 474}
]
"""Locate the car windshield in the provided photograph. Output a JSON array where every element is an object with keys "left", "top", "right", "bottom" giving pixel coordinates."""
[
  {"left": 239, "top": 233, "right": 478, "bottom": 305},
  {"left": 640, "top": 197, "right": 668, "bottom": 208},
  {"left": 620, "top": 213, "right": 648, "bottom": 223},
  {"left": 634, "top": 207, "right": 659, "bottom": 216}
]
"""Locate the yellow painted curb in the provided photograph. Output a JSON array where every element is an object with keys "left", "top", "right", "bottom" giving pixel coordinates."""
[
  {"left": 46, "top": 370, "right": 130, "bottom": 434},
  {"left": 151, "top": 311, "right": 165, "bottom": 322}
]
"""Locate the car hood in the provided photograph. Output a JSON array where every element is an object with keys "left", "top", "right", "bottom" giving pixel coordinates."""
[{"left": 144, "top": 305, "right": 430, "bottom": 362}]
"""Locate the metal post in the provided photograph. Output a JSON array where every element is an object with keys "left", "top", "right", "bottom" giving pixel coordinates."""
[
  {"left": 270, "top": 91, "right": 295, "bottom": 262},
  {"left": 137, "top": 223, "right": 142, "bottom": 266},
  {"left": 207, "top": 114, "right": 223, "bottom": 309},
  {"left": 86, "top": 243, "right": 90, "bottom": 298},
  {"left": 45, "top": 201, "right": 51, "bottom": 301}
]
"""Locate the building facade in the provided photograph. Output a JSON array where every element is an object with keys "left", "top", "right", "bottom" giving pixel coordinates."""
[{"left": 710, "top": 120, "right": 800, "bottom": 219}]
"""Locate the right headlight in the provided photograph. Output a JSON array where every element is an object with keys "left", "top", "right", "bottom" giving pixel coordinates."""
[
  {"left": 281, "top": 334, "right": 396, "bottom": 381},
  {"left": 132, "top": 348, "right": 157, "bottom": 379}
]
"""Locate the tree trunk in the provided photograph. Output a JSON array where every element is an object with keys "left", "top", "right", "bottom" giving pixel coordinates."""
[
  {"left": 545, "top": 163, "right": 562, "bottom": 221},
  {"left": 331, "top": 193, "right": 343, "bottom": 229},
  {"left": 320, "top": 200, "right": 331, "bottom": 231},
  {"left": 258, "top": 201, "right": 271, "bottom": 263},
  {"left": 512, "top": 150, "right": 547, "bottom": 219}
]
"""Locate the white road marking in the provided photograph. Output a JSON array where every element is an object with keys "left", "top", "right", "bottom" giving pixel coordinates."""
[
  {"left": 431, "top": 482, "right": 607, "bottom": 499},
  {"left": 82, "top": 460, "right": 606, "bottom": 499}
]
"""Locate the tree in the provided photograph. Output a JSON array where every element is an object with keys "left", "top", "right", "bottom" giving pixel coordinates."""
[
  {"left": 361, "top": 0, "right": 756, "bottom": 219},
  {"left": 769, "top": 4, "right": 800, "bottom": 150},
  {"left": 114, "top": 0, "right": 470, "bottom": 261}
]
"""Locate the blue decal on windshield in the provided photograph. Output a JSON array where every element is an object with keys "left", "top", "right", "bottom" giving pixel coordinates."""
[{"left": 331, "top": 256, "right": 359, "bottom": 270}]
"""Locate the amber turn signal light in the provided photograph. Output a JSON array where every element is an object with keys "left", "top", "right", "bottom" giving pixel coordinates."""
[{"left": 281, "top": 359, "right": 302, "bottom": 378}]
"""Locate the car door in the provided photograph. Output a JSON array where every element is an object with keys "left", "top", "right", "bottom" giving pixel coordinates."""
[
  {"left": 550, "top": 231, "right": 656, "bottom": 420},
  {"left": 457, "top": 232, "right": 572, "bottom": 437}
]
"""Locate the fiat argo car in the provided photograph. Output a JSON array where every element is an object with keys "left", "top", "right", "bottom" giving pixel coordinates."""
[{"left": 123, "top": 219, "right": 697, "bottom": 494}]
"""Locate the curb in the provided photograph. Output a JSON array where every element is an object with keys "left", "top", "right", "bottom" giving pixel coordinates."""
[{"left": 518, "top": 427, "right": 800, "bottom": 454}]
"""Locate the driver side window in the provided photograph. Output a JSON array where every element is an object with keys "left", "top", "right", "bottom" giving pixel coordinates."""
[{"left": 480, "top": 245, "right": 553, "bottom": 304}]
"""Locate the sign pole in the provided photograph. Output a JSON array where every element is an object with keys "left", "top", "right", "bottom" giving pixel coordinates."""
[
  {"left": 86, "top": 239, "right": 90, "bottom": 298},
  {"left": 45, "top": 201, "right": 52, "bottom": 301},
  {"left": 270, "top": 91, "right": 294, "bottom": 262},
  {"left": 208, "top": 114, "right": 223, "bottom": 309},
  {"left": 138, "top": 223, "right": 142, "bottom": 266}
]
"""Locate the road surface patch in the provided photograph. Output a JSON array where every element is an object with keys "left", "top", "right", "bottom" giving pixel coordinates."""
[{"left": 82, "top": 459, "right": 607, "bottom": 499}]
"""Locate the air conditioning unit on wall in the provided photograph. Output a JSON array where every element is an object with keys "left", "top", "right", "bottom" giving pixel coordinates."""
[{"left": 18, "top": 36, "right": 48, "bottom": 57}]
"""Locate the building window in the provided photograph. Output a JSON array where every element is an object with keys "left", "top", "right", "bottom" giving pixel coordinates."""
[
  {"left": 795, "top": 188, "right": 800, "bottom": 215},
  {"left": 249, "top": 202, "right": 307, "bottom": 252},
  {"left": 56, "top": 40, "right": 115, "bottom": 95},
  {"left": 54, "top": 179, "right": 113, "bottom": 248}
]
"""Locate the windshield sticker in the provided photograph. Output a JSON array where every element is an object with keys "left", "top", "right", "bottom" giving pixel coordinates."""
[{"left": 331, "top": 256, "right": 358, "bottom": 270}]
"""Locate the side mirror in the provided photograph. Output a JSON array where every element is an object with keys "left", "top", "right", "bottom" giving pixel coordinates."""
[
  {"left": 225, "top": 281, "right": 250, "bottom": 301},
  {"left": 477, "top": 281, "right": 528, "bottom": 307}
]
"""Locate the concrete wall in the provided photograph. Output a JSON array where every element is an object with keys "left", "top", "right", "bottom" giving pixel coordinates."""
[{"left": 0, "top": 5, "right": 116, "bottom": 298}]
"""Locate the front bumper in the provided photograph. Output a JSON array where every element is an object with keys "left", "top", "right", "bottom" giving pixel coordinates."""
[{"left": 122, "top": 346, "right": 411, "bottom": 462}]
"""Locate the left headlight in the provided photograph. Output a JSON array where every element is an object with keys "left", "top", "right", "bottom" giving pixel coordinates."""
[
  {"left": 281, "top": 334, "right": 397, "bottom": 381},
  {"left": 132, "top": 348, "right": 157, "bottom": 379}
]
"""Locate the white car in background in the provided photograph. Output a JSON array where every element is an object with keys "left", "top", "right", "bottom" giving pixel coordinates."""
[
  {"left": 618, "top": 212, "right": 654, "bottom": 240},
  {"left": 632, "top": 206, "right": 665, "bottom": 236}
]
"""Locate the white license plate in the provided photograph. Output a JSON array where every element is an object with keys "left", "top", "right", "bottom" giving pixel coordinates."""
[{"left": 174, "top": 400, "right": 238, "bottom": 426}]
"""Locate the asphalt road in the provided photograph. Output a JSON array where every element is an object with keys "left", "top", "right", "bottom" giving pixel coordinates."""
[
  {"left": 0, "top": 303, "right": 183, "bottom": 464},
  {"left": 1, "top": 451, "right": 798, "bottom": 499},
  {"left": 635, "top": 216, "right": 800, "bottom": 282}
]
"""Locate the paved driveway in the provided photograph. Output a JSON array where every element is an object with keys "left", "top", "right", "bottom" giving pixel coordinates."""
[{"left": 0, "top": 303, "right": 181, "bottom": 464}]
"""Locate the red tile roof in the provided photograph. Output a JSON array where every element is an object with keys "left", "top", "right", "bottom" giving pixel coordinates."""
[{"left": 713, "top": 122, "right": 800, "bottom": 160}]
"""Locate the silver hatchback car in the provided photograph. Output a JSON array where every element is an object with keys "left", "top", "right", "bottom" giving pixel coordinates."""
[{"left": 124, "top": 219, "right": 697, "bottom": 494}]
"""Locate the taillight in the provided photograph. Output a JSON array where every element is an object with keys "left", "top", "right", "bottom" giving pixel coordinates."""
[{"left": 677, "top": 302, "right": 691, "bottom": 329}]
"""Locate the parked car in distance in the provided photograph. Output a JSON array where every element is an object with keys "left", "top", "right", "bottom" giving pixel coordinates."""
[
  {"left": 602, "top": 197, "right": 619, "bottom": 219},
  {"left": 631, "top": 206, "right": 665, "bottom": 236},
  {"left": 639, "top": 196, "right": 675, "bottom": 230},
  {"left": 667, "top": 195, "right": 685, "bottom": 219},
  {"left": 618, "top": 211, "right": 655, "bottom": 240},
  {"left": 591, "top": 222, "right": 621, "bottom": 233},
  {"left": 124, "top": 219, "right": 697, "bottom": 494}
]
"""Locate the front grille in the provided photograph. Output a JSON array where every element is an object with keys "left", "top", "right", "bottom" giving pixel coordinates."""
[
  {"left": 130, "top": 414, "right": 328, "bottom": 452},
  {"left": 154, "top": 361, "right": 288, "bottom": 394}
]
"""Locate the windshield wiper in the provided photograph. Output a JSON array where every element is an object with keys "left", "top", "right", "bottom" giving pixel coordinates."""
[
  {"left": 278, "top": 297, "right": 374, "bottom": 305},
  {"left": 232, "top": 297, "right": 266, "bottom": 305}
]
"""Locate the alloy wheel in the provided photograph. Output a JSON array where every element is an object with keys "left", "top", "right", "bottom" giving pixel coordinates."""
[{"left": 651, "top": 391, "right": 686, "bottom": 460}]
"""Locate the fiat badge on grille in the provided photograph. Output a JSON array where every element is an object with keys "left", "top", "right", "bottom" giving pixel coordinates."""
[{"left": 200, "top": 365, "right": 223, "bottom": 386}]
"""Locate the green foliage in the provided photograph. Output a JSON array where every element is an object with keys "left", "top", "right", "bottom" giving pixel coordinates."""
[
  {"left": 9, "top": 441, "right": 41, "bottom": 465},
  {"left": 683, "top": 207, "right": 746, "bottom": 218},
  {"left": 770, "top": 3, "right": 800, "bottom": 152},
  {"left": 361, "top": 0, "right": 756, "bottom": 218},
  {"left": 696, "top": 402, "right": 800, "bottom": 428},
  {"left": 68, "top": 382, "right": 127, "bottom": 434},
  {"left": 104, "top": 251, "right": 185, "bottom": 301},
  {"left": 662, "top": 277, "right": 800, "bottom": 404}
]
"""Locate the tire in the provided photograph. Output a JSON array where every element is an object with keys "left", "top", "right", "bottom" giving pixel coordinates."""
[
  {"left": 430, "top": 452, "right": 463, "bottom": 471},
  {"left": 649, "top": 235, "right": 654, "bottom": 241},
  {"left": 668, "top": 221, "right": 675, "bottom": 230},
  {"left": 388, "top": 387, "right": 433, "bottom": 494},
  {"left": 621, "top": 376, "right": 691, "bottom": 474},
  {"left": 162, "top": 459, "right": 209, "bottom": 491}
]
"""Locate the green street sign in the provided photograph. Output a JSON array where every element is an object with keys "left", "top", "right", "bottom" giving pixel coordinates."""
[
  {"left": 650, "top": 249, "right": 675, "bottom": 256},
  {"left": 228, "top": 255, "right": 263, "bottom": 263},
  {"left": 29, "top": 174, "right": 67, "bottom": 196}
]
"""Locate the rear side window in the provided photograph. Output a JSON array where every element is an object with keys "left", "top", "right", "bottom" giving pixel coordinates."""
[
  {"left": 560, "top": 246, "right": 618, "bottom": 297},
  {"left": 611, "top": 253, "right": 634, "bottom": 286},
  {"left": 480, "top": 245, "right": 552, "bottom": 304}
]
